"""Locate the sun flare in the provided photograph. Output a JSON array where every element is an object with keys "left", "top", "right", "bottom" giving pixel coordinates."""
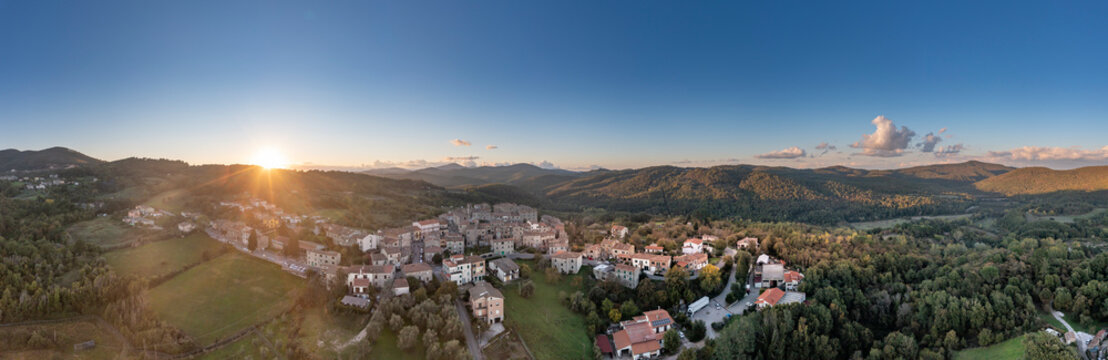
[{"left": 250, "top": 148, "right": 289, "bottom": 169}]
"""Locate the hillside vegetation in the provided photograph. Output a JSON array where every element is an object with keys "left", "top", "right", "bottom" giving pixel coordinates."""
[
  {"left": 975, "top": 166, "right": 1108, "bottom": 195},
  {"left": 0, "top": 147, "right": 103, "bottom": 171}
]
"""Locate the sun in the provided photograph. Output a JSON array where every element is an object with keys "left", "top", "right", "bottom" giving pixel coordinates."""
[{"left": 250, "top": 147, "right": 289, "bottom": 169}]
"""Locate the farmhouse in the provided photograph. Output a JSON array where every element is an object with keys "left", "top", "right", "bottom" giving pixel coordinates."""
[
  {"left": 612, "top": 309, "right": 672, "bottom": 359},
  {"left": 682, "top": 238, "right": 704, "bottom": 255}
]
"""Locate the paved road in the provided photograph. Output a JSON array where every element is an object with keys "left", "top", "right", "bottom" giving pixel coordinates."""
[
  {"left": 1050, "top": 305, "right": 1089, "bottom": 360},
  {"left": 691, "top": 256, "right": 757, "bottom": 339},
  {"left": 454, "top": 300, "right": 484, "bottom": 360}
]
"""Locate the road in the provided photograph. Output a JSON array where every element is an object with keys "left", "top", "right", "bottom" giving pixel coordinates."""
[
  {"left": 1050, "top": 305, "right": 1089, "bottom": 360},
  {"left": 691, "top": 255, "right": 757, "bottom": 339},
  {"left": 455, "top": 299, "right": 484, "bottom": 360}
]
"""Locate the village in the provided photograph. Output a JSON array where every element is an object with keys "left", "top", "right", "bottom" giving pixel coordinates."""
[{"left": 117, "top": 197, "right": 823, "bottom": 359}]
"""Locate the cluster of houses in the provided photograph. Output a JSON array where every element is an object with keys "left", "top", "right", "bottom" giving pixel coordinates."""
[
  {"left": 596, "top": 309, "right": 674, "bottom": 359},
  {"left": 122, "top": 205, "right": 176, "bottom": 229},
  {"left": 1, "top": 173, "right": 88, "bottom": 190},
  {"left": 589, "top": 227, "right": 718, "bottom": 289},
  {"left": 753, "top": 254, "right": 806, "bottom": 309}
]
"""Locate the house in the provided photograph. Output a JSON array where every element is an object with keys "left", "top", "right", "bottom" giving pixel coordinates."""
[
  {"left": 177, "top": 221, "right": 196, "bottom": 234},
  {"left": 424, "top": 246, "right": 443, "bottom": 261},
  {"left": 488, "top": 258, "right": 521, "bottom": 282},
  {"left": 614, "top": 264, "right": 640, "bottom": 289},
  {"left": 611, "top": 225, "right": 629, "bottom": 239},
  {"left": 521, "top": 229, "right": 556, "bottom": 249},
  {"left": 551, "top": 251, "right": 583, "bottom": 274},
  {"left": 381, "top": 246, "right": 411, "bottom": 266},
  {"left": 583, "top": 244, "right": 603, "bottom": 259},
  {"left": 307, "top": 248, "right": 342, "bottom": 268},
  {"left": 546, "top": 239, "right": 569, "bottom": 255},
  {"left": 468, "top": 281, "right": 505, "bottom": 324},
  {"left": 491, "top": 238, "right": 515, "bottom": 256},
  {"left": 610, "top": 242, "right": 634, "bottom": 258},
  {"left": 413, "top": 219, "right": 442, "bottom": 237},
  {"left": 445, "top": 235, "right": 465, "bottom": 255},
  {"left": 760, "top": 263, "right": 785, "bottom": 288},
  {"left": 593, "top": 264, "right": 613, "bottom": 281},
  {"left": 442, "top": 254, "right": 486, "bottom": 285},
  {"left": 596, "top": 335, "right": 614, "bottom": 359},
  {"left": 359, "top": 234, "right": 382, "bottom": 252},
  {"left": 368, "top": 252, "right": 388, "bottom": 266},
  {"left": 401, "top": 263, "right": 434, "bottom": 283},
  {"left": 755, "top": 288, "right": 806, "bottom": 309},
  {"left": 346, "top": 265, "right": 394, "bottom": 295},
  {"left": 630, "top": 253, "right": 671, "bottom": 275},
  {"left": 674, "top": 253, "right": 709, "bottom": 272},
  {"left": 392, "top": 278, "right": 410, "bottom": 296},
  {"left": 612, "top": 309, "right": 673, "bottom": 359},
  {"left": 783, "top": 270, "right": 804, "bottom": 291},
  {"left": 682, "top": 238, "right": 704, "bottom": 255},
  {"left": 643, "top": 244, "right": 663, "bottom": 254},
  {"left": 736, "top": 237, "right": 759, "bottom": 250}
]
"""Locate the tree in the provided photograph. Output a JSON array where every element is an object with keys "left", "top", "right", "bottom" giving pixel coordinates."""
[
  {"left": 699, "top": 264, "right": 722, "bottom": 293},
  {"left": 397, "top": 325, "right": 420, "bottom": 350},
  {"left": 432, "top": 253, "right": 443, "bottom": 265},
  {"left": 665, "top": 267, "right": 690, "bottom": 304},
  {"left": 677, "top": 348, "right": 697, "bottom": 360},
  {"left": 284, "top": 235, "right": 301, "bottom": 257},
  {"left": 619, "top": 300, "right": 639, "bottom": 320},
  {"left": 390, "top": 314, "right": 405, "bottom": 332},
  {"left": 1024, "top": 331, "right": 1079, "bottom": 360},
  {"left": 520, "top": 264, "right": 532, "bottom": 279},
  {"left": 520, "top": 280, "right": 535, "bottom": 298},
  {"left": 663, "top": 329, "right": 681, "bottom": 354},
  {"left": 609, "top": 308, "right": 622, "bottom": 323},
  {"left": 687, "top": 320, "right": 707, "bottom": 342},
  {"left": 247, "top": 230, "right": 257, "bottom": 251},
  {"left": 422, "top": 329, "right": 438, "bottom": 349}
]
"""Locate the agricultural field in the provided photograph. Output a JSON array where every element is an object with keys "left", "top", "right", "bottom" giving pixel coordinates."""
[
  {"left": 104, "top": 232, "right": 225, "bottom": 279},
  {"left": 143, "top": 188, "right": 191, "bottom": 212},
  {"left": 67, "top": 217, "right": 164, "bottom": 248},
  {"left": 502, "top": 261, "right": 592, "bottom": 360},
  {"left": 0, "top": 319, "right": 128, "bottom": 360},
  {"left": 198, "top": 332, "right": 268, "bottom": 360},
  {"left": 954, "top": 334, "right": 1025, "bottom": 360},
  {"left": 145, "top": 252, "right": 304, "bottom": 346}
]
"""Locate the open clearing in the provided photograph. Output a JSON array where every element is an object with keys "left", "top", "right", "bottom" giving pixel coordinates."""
[
  {"left": 0, "top": 319, "right": 127, "bottom": 360},
  {"left": 104, "top": 232, "right": 225, "bottom": 279},
  {"left": 502, "top": 261, "right": 592, "bottom": 360},
  {"left": 143, "top": 188, "right": 191, "bottom": 212},
  {"left": 67, "top": 217, "right": 164, "bottom": 248},
  {"left": 954, "top": 334, "right": 1025, "bottom": 360},
  {"left": 146, "top": 252, "right": 303, "bottom": 346},
  {"left": 368, "top": 328, "right": 425, "bottom": 360},
  {"left": 1026, "top": 207, "right": 1107, "bottom": 224},
  {"left": 850, "top": 213, "right": 974, "bottom": 230}
]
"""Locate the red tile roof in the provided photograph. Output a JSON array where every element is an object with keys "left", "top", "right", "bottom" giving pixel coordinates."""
[{"left": 757, "top": 288, "right": 785, "bottom": 306}]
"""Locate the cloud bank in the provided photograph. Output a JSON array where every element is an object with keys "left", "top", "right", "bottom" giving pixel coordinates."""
[
  {"left": 988, "top": 146, "right": 1108, "bottom": 161},
  {"left": 756, "top": 146, "right": 807, "bottom": 159},
  {"left": 815, "top": 142, "right": 837, "bottom": 156},
  {"left": 450, "top": 139, "right": 471, "bottom": 146}
]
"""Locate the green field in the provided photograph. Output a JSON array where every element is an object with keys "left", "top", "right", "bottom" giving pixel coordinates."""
[
  {"left": 1038, "top": 311, "right": 1066, "bottom": 330},
  {"left": 954, "top": 335, "right": 1025, "bottom": 360},
  {"left": 67, "top": 217, "right": 163, "bottom": 248},
  {"left": 502, "top": 262, "right": 592, "bottom": 360},
  {"left": 1026, "top": 207, "right": 1107, "bottom": 224},
  {"left": 146, "top": 252, "right": 304, "bottom": 345},
  {"left": 199, "top": 332, "right": 268, "bottom": 360},
  {"left": 104, "top": 232, "right": 225, "bottom": 279},
  {"left": 368, "top": 329, "right": 425, "bottom": 360},
  {"left": 143, "top": 188, "right": 191, "bottom": 212}
]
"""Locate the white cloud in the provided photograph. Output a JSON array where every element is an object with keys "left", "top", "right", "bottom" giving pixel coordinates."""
[
  {"left": 443, "top": 156, "right": 480, "bottom": 167},
  {"left": 938, "top": 127, "right": 948, "bottom": 134},
  {"left": 485, "top": 145, "right": 498, "bottom": 150},
  {"left": 987, "top": 146, "right": 1108, "bottom": 161},
  {"left": 534, "top": 160, "right": 558, "bottom": 169},
  {"left": 850, "top": 115, "right": 916, "bottom": 157},
  {"left": 756, "top": 146, "right": 807, "bottom": 159},
  {"left": 919, "top": 132, "right": 942, "bottom": 152},
  {"left": 450, "top": 139, "right": 471, "bottom": 147}
]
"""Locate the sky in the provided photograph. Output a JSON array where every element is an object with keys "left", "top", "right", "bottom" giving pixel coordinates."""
[{"left": 2, "top": 1, "right": 1108, "bottom": 170}]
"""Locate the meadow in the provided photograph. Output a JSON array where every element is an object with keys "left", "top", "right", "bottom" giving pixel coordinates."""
[
  {"left": 502, "top": 260, "right": 592, "bottom": 360},
  {"left": 953, "top": 335, "right": 1025, "bottom": 360},
  {"left": 104, "top": 232, "right": 225, "bottom": 279},
  {"left": 0, "top": 319, "right": 127, "bottom": 360},
  {"left": 67, "top": 217, "right": 164, "bottom": 248},
  {"left": 146, "top": 252, "right": 304, "bottom": 346}
]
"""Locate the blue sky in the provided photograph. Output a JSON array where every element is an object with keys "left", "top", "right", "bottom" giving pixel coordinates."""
[{"left": 2, "top": 1, "right": 1108, "bottom": 170}]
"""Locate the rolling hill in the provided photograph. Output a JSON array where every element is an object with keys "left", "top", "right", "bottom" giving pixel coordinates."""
[
  {"left": 975, "top": 166, "right": 1108, "bottom": 195},
  {"left": 364, "top": 163, "right": 591, "bottom": 188},
  {"left": 0, "top": 147, "right": 104, "bottom": 171}
]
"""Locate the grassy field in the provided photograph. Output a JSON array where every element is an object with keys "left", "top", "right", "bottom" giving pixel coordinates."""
[
  {"left": 368, "top": 329, "right": 425, "bottom": 360},
  {"left": 1026, "top": 207, "right": 1107, "bottom": 224},
  {"left": 954, "top": 334, "right": 1025, "bottom": 360},
  {"left": 850, "top": 214, "right": 974, "bottom": 230},
  {"left": 143, "top": 188, "right": 191, "bottom": 212},
  {"left": 0, "top": 319, "right": 127, "bottom": 360},
  {"left": 502, "top": 262, "right": 592, "bottom": 360},
  {"left": 67, "top": 217, "right": 163, "bottom": 248},
  {"left": 146, "top": 252, "right": 304, "bottom": 346},
  {"left": 1038, "top": 311, "right": 1066, "bottom": 330},
  {"left": 104, "top": 232, "right": 225, "bottom": 279},
  {"left": 199, "top": 332, "right": 268, "bottom": 359},
  {"left": 297, "top": 306, "right": 371, "bottom": 356}
]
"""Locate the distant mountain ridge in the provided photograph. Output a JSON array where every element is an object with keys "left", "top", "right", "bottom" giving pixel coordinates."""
[
  {"left": 364, "top": 163, "right": 592, "bottom": 188},
  {"left": 0, "top": 147, "right": 104, "bottom": 171}
]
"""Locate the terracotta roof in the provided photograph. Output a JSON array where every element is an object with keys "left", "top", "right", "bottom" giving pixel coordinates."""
[
  {"left": 551, "top": 251, "right": 582, "bottom": 260},
  {"left": 401, "top": 263, "right": 432, "bottom": 275},
  {"left": 417, "top": 219, "right": 440, "bottom": 226},
  {"left": 615, "top": 264, "right": 637, "bottom": 272},
  {"left": 612, "top": 329, "right": 631, "bottom": 350},
  {"left": 684, "top": 238, "right": 703, "bottom": 245},
  {"left": 393, "top": 278, "right": 409, "bottom": 289},
  {"left": 757, "top": 288, "right": 785, "bottom": 306},
  {"left": 631, "top": 340, "right": 661, "bottom": 355},
  {"left": 468, "top": 281, "right": 503, "bottom": 299},
  {"left": 595, "top": 335, "right": 613, "bottom": 354},
  {"left": 784, "top": 270, "right": 804, "bottom": 283},
  {"left": 352, "top": 278, "right": 371, "bottom": 287}
]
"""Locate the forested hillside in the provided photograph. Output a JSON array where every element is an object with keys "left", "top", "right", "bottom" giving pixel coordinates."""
[
  {"left": 975, "top": 166, "right": 1108, "bottom": 195},
  {"left": 0, "top": 147, "right": 104, "bottom": 171}
]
